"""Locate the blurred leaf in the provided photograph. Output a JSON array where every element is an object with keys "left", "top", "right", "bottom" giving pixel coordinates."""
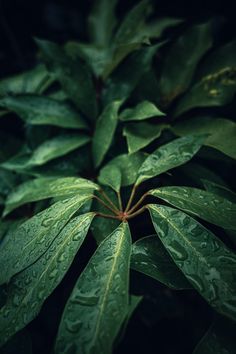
[
  {"left": 0, "top": 213, "right": 94, "bottom": 347},
  {"left": 123, "top": 122, "right": 168, "bottom": 153},
  {"left": 142, "top": 17, "right": 183, "bottom": 39},
  {"left": 92, "top": 101, "right": 121, "bottom": 167},
  {"left": 120, "top": 100, "right": 165, "bottom": 121},
  {"left": 0, "top": 195, "right": 91, "bottom": 285},
  {"left": 88, "top": 0, "right": 118, "bottom": 47},
  {"left": 159, "top": 22, "right": 213, "bottom": 105},
  {"left": 149, "top": 204, "right": 236, "bottom": 321},
  {"left": 136, "top": 135, "right": 206, "bottom": 185},
  {"left": 149, "top": 186, "right": 236, "bottom": 230},
  {"left": 0, "top": 95, "right": 87, "bottom": 129},
  {"left": 131, "top": 235, "right": 191, "bottom": 289},
  {"left": 36, "top": 39, "right": 97, "bottom": 120},
  {"left": 55, "top": 223, "right": 131, "bottom": 354},
  {"left": 173, "top": 117, "right": 236, "bottom": 159},
  {"left": 4, "top": 176, "right": 99, "bottom": 216}
]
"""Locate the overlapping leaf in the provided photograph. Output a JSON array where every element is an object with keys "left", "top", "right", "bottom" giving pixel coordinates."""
[
  {"left": 0, "top": 213, "right": 94, "bottom": 347},
  {"left": 149, "top": 204, "right": 236, "bottom": 321},
  {"left": 55, "top": 222, "right": 131, "bottom": 354},
  {"left": 120, "top": 101, "right": 164, "bottom": 121}
]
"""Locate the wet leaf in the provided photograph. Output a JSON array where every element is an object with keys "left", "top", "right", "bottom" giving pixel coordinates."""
[
  {"left": 92, "top": 101, "right": 121, "bottom": 167},
  {"left": 36, "top": 39, "right": 97, "bottom": 120},
  {"left": 136, "top": 135, "right": 206, "bottom": 185},
  {"left": 172, "top": 117, "right": 236, "bottom": 159},
  {"left": 120, "top": 100, "right": 165, "bottom": 121},
  {"left": 0, "top": 213, "right": 94, "bottom": 347},
  {"left": 131, "top": 235, "right": 191, "bottom": 289},
  {"left": 0, "top": 95, "right": 87, "bottom": 129},
  {"left": 159, "top": 22, "right": 213, "bottom": 104},
  {"left": 4, "top": 177, "right": 99, "bottom": 216},
  {"left": 149, "top": 204, "right": 236, "bottom": 321},
  {"left": 202, "top": 180, "right": 236, "bottom": 203},
  {"left": 123, "top": 122, "right": 168, "bottom": 153},
  {"left": 149, "top": 186, "right": 236, "bottom": 230},
  {"left": 174, "top": 41, "right": 236, "bottom": 116},
  {"left": 193, "top": 318, "right": 236, "bottom": 354},
  {"left": 2, "top": 134, "right": 90, "bottom": 170},
  {"left": 98, "top": 165, "right": 121, "bottom": 192},
  {"left": 0, "top": 194, "right": 92, "bottom": 285},
  {"left": 55, "top": 222, "right": 131, "bottom": 354}
]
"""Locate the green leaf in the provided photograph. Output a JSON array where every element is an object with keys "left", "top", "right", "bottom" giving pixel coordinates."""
[
  {"left": 131, "top": 235, "right": 191, "bottom": 289},
  {"left": 172, "top": 117, "right": 236, "bottom": 159},
  {"left": 0, "top": 95, "right": 87, "bottom": 129},
  {"left": 101, "top": 152, "right": 146, "bottom": 186},
  {"left": 3, "top": 176, "right": 99, "bottom": 216},
  {"left": 36, "top": 39, "right": 97, "bottom": 120},
  {"left": 92, "top": 101, "right": 121, "bottom": 167},
  {"left": 104, "top": 44, "right": 163, "bottom": 104},
  {"left": 149, "top": 186, "right": 236, "bottom": 230},
  {"left": 123, "top": 122, "right": 168, "bottom": 153},
  {"left": 159, "top": 22, "right": 213, "bottom": 105},
  {"left": 136, "top": 135, "right": 206, "bottom": 185},
  {"left": 0, "top": 65, "right": 51, "bottom": 97},
  {"left": 202, "top": 180, "right": 236, "bottom": 203},
  {"left": 98, "top": 165, "right": 121, "bottom": 192},
  {"left": 55, "top": 222, "right": 132, "bottom": 354},
  {"left": 174, "top": 41, "right": 236, "bottom": 116},
  {"left": 148, "top": 204, "right": 236, "bottom": 321},
  {"left": 0, "top": 194, "right": 91, "bottom": 285},
  {"left": 120, "top": 100, "right": 165, "bottom": 121},
  {"left": 142, "top": 17, "right": 183, "bottom": 39},
  {"left": 2, "top": 134, "right": 90, "bottom": 170},
  {"left": 0, "top": 213, "right": 94, "bottom": 347},
  {"left": 88, "top": 0, "right": 118, "bottom": 47},
  {"left": 193, "top": 318, "right": 236, "bottom": 354}
]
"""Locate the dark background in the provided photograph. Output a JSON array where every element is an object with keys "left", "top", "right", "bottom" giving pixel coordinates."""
[{"left": 0, "top": 1, "right": 235, "bottom": 353}]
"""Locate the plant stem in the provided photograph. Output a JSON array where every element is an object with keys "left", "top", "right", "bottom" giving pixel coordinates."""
[
  {"left": 126, "top": 205, "right": 147, "bottom": 220},
  {"left": 117, "top": 191, "right": 123, "bottom": 211},
  {"left": 98, "top": 189, "right": 120, "bottom": 213},
  {"left": 93, "top": 196, "right": 119, "bottom": 215},
  {"left": 95, "top": 212, "right": 119, "bottom": 220},
  {"left": 127, "top": 192, "right": 149, "bottom": 215},
  {"left": 125, "top": 184, "right": 137, "bottom": 212}
]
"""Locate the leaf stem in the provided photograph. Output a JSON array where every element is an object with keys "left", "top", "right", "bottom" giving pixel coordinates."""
[
  {"left": 127, "top": 192, "right": 149, "bottom": 215},
  {"left": 95, "top": 212, "right": 119, "bottom": 220},
  {"left": 93, "top": 196, "right": 119, "bottom": 215},
  {"left": 117, "top": 191, "right": 123, "bottom": 212},
  {"left": 125, "top": 184, "right": 138, "bottom": 212},
  {"left": 126, "top": 205, "right": 147, "bottom": 220},
  {"left": 98, "top": 189, "right": 120, "bottom": 213}
]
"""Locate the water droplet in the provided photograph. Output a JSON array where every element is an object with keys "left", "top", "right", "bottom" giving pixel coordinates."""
[
  {"left": 71, "top": 293, "right": 99, "bottom": 306},
  {"left": 41, "top": 218, "right": 55, "bottom": 227},
  {"left": 65, "top": 319, "right": 82, "bottom": 333}
]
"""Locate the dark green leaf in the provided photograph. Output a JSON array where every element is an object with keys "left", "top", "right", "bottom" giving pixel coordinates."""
[
  {"left": 0, "top": 194, "right": 92, "bottom": 285},
  {"left": 92, "top": 101, "right": 121, "bottom": 167},
  {"left": 149, "top": 186, "right": 236, "bottom": 230},
  {"left": 202, "top": 180, "right": 236, "bottom": 203},
  {"left": 55, "top": 222, "right": 132, "bottom": 354},
  {"left": 149, "top": 204, "right": 236, "bottom": 321},
  {"left": 172, "top": 117, "right": 236, "bottom": 159},
  {"left": 36, "top": 39, "right": 97, "bottom": 120},
  {"left": 123, "top": 122, "right": 168, "bottom": 153},
  {"left": 136, "top": 135, "right": 206, "bottom": 185},
  {"left": 0, "top": 95, "right": 87, "bottom": 129},
  {"left": 4, "top": 176, "right": 99, "bottom": 216},
  {"left": 159, "top": 22, "right": 213, "bottom": 105},
  {"left": 120, "top": 100, "right": 165, "bottom": 121},
  {"left": 142, "top": 17, "right": 183, "bottom": 39},
  {"left": 98, "top": 165, "right": 121, "bottom": 192},
  {"left": 0, "top": 213, "right": 94, "bottom": 347},
  {"left": 131, "top": 235, "right": 191, "bottom": 289}
]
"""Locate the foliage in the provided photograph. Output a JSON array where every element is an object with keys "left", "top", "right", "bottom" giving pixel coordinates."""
[{"left": 0, "top": 1, "right": 236, "bottom": 353}]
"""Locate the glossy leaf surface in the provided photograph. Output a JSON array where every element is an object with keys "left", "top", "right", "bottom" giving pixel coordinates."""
[
  {"left": 202, "top": 180, "right": 236, "bottom": 203},
  {"left": 0, "top": 213, "right": 94, "bottom": 347},
  {"left": 131, "top": 235, "right": 191, "bottom": 289},
  {"left": 0, "top": 194, "right": 91, "bottom": 285},
  {"left": 120, "top": 101, "right": 164, "bottom": 121},
  {"left": 4, "top": 177, "right": 98, "bottom": 216},
  {"left": 149, "top": 204, "right": 236, "bottom": 321},
  {"left": 0, "top": 95, "right": 87, "bottom": 129},
  {"left": 149, "top": 186, "right": 236, "bottom": 230},
  {"left": 136, "top": 135, "right": 205, "bottom": 185},
  {"left": 98, "top": 165, "right": 121, "bottom": 192},
  {"left": 55, "top": 222, "right": 131, "bottom": 354},
  {"left": 92, "top": 101, "right": 121, "bottom": 167},
  {"left": 173, "top": 117, "right": 236, "bottom": 159}
]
